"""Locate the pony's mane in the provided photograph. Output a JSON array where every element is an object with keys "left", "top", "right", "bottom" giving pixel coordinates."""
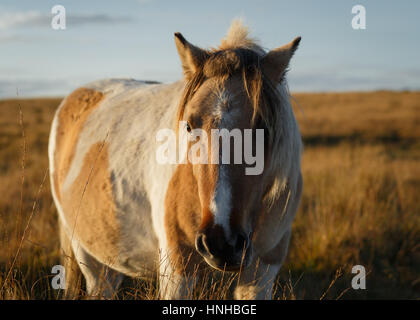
[{"left": 177, "top": 20, "right": 302, "bottom": 207}]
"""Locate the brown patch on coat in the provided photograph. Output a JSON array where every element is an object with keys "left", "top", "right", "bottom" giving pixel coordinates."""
[
  {"left": 164, "top": 164, "right": 206, "bottom": 274},
  {"left": 194, "top": 163, "right": 218, "bottom": 232},
  {"left": 53, "top": 88, "right": 104, "bottom": 201},
  {"left": 61, "top": 142, "right": 120, "bottom": 264}
]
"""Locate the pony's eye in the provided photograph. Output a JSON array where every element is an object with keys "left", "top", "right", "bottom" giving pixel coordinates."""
[{"left": 186, "top": 122, "right": 192, "bottom": 133}]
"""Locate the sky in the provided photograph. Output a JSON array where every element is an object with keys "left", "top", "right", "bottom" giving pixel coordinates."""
[{"left": 0, "top": 0, "right": 419, "bottom": 98}]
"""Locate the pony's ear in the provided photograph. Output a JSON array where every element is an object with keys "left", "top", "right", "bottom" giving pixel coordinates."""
[
  {"left": 174, "top": 32, "right": 208, "bottom": 80},
  {"left": 261, "top": 36, "right": 301, "bottom": 84}
]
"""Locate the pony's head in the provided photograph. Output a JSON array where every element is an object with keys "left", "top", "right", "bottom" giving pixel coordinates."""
[{"left": 174, "top": 21, "right": 301, "bottom": 271}]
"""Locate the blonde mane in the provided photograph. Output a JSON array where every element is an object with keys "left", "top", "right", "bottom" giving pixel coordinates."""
[{"left": 219, "top": 19, "right": 263, "bottom": 54}]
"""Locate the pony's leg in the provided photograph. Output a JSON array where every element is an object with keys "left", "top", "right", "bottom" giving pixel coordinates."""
[
  {"left": 158, "top": 249, "right": 196, "bottom": 299},
  {"left": 59, "top": 220, "right": 82, "bottom": 299},
  {"left": 71, "top": 243, "right": 124, "bottom": 299},
  {"left": 234, "top": 229, "right": 291, "bottom": 300}
]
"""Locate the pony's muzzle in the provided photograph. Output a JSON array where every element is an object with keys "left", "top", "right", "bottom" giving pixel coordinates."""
[{"left": 195, "top": 228, "right": 251, "bottom": 271}]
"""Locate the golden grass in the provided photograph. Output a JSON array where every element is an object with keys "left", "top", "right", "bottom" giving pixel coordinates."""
[
  {"left": 293, "top": 91, "right": 420, "bottom": 142},
  {"left": 0, "top": 91, "right": 419, "bottom": 299}
]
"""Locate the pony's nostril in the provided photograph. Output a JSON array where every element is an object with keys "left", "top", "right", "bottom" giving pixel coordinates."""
[
  {"left": 195, "top": 233, "right": 205, "bottom": 254},
  {"left": 234, "top": 232, "right": 249, "bottom": 252},
  {"left": 196, "top": 233, "right": 212, "bottom": 257}
]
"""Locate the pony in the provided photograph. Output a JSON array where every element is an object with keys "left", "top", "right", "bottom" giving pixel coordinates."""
[{"left": 48, "top": 20, "right": 303, "bottom": 300}]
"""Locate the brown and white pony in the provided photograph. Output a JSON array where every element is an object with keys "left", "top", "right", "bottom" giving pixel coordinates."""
[{"left": 49, "top": 20, "right": 303, "bottom": 300}]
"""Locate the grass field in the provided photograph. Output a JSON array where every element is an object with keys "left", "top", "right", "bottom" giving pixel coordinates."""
[{"left": 0, "top": 91, "right": 419, "bottom": 299}]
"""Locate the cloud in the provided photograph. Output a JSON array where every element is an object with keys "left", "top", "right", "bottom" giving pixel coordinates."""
[
  {"left": 67, "top": 13, "right": 132, "bottom": 26},
  {"left": 0, "top": 33, "right": 27, "bottom": 43},
  {"left": 0, "top": 11, "right": 133, "bottom": 30},
  {"left": 0, "top": 11, "right": 43, "bottom": 29}
]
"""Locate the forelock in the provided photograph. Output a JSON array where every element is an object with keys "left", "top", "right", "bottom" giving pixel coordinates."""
[{"left": 203, "top": 48, "right": 261, "bottom": 79}]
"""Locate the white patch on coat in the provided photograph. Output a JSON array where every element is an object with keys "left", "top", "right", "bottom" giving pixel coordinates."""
[
  {"left": 210, "top": 164, "right": 232, "bottom": 241},
  {"left": 211, "top": 89, "right": 230, "bottom": 121},
  {"left": 48, "top": 99, "right": 72, "bottom": 232},
  {"left": 208, "top": 88, "right": 240, "bottom": 242}
]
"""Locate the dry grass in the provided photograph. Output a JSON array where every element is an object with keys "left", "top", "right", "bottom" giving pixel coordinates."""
[
  {"left": 293, "top": 91, "right": 420, "bottom": 143},
  {"left": 0, "top": 91, "right": 419, "bottom": 299}
]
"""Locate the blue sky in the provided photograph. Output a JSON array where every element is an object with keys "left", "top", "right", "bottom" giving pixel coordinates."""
[{"left": 1, "top": 0, "right": 419, "bottom": 98}]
